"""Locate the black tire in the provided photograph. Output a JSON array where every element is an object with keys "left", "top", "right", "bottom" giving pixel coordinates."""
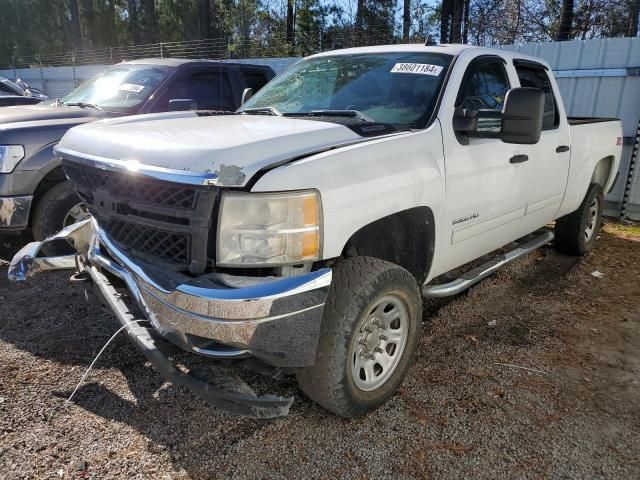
[
  {"left": 32, "top": 181, "right": 84, "bottom": 255},
  {"left": 296, "top": 257, "right": 421, "bottom": 418},
  {"left": 554, "top": 183, "right": 604, "bottom": 256}
]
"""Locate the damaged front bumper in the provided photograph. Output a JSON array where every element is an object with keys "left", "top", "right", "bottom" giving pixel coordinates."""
[{"left": 8, "top": 219, "right": 333, "bottom": 418}]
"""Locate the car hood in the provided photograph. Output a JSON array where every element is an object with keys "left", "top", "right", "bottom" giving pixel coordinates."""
[
  {"left": 0, "top": 103, "right": 109, "bottom": 124},
  {"left": 55, "top": 112, "right": 365, "bottom": 187},
  {"left": 0, "top": 104, "right": 116, "bottom": 152}
]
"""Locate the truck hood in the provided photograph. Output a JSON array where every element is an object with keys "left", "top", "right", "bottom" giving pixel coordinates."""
[{"left": 55, "top": 112, "right": 364, "bottom": 186}]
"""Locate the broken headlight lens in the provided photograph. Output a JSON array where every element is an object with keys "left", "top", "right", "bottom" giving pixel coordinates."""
[
  {"left": 217, "top": 190, "right": 322, "bottom": 267},
  {"left": 0, "top": 145, "right": 25, "bottom": 173}
]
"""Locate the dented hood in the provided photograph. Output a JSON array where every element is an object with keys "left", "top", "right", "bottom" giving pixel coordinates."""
[{"left": 54, "top": 112, "right": 362, "bottom": 186}]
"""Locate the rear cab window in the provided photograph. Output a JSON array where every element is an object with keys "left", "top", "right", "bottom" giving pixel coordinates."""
[{"left": 514, "top": 61, "right": 559, "bottom": 130}]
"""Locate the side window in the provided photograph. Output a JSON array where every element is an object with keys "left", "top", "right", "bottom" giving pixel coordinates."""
[
  {"left": 515, "top": 65, "right": 558, "bottom": 130},
  {"left": 243, "top": 70, "right": 269, "bottom": 92},
  {"left": 0, "top": 82, "right": 16, "bottom": 96},
  {"left": 163, "top": 70, "right": 236, "bottom": 111},
  {"left": 456, "top": 59, "right": 510, "bottom": 133}
]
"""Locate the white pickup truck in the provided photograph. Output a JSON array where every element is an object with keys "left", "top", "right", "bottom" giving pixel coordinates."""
[{"left": 9, "top": 44, "right": 622, "bottom": 419}]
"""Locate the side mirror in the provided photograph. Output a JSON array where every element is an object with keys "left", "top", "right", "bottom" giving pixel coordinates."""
[
  {"left": 501, "top": 87, "right": 544, "bottom": 144},
  {"left": 241, "top": 87, "right": 253, "bottom": 105},
  {"left": 453, "top": 107, "right": 478, "bottom": 133},
  {"left": 453, "top": 107, "right": 479, "bottom": 145},
  {"left": 168, "top": 98, "right": 198, "bottom": 111}
]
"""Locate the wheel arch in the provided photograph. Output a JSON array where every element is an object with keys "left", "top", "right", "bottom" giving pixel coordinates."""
[
  {"left": 30, "top": 166, "right": 67, "bottom": 223},
  {"left": 591, "top": 155, "right": 615, "bottom": 192},
  {"left": 340, "top": 206, "right": 435, "bottom": 284}
]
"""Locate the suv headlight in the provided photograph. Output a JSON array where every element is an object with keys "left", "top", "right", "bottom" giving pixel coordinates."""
[
  {"left": 217, "top": 190, "right": 322, "bottom": 267},
  {"left": 0, "top": 145, "right": 25, "bottom": 173}
]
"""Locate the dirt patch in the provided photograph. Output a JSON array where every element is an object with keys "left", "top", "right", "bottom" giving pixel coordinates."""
[{"left": 0, "top": 226, "right": 639, "bottom": 479}]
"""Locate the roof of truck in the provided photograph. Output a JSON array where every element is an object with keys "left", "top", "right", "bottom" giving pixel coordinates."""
[
  {"left": 310, "top": 43, "right": 474, "bottom": 58},
  {"left": 309, "top": 43, "right": 552, "bottom": 69}
]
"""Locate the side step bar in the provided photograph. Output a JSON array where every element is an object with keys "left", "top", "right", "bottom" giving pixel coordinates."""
[{"left": 422, "top": 230, "right": 554, "bottom": 298}]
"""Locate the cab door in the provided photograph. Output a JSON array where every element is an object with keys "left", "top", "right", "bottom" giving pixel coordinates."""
[
  {"left": 438, "top": 54, "right": 529, "bottom": 272},
  {"left": 513, "top": 61, "right": 571, "bottom": 231}
]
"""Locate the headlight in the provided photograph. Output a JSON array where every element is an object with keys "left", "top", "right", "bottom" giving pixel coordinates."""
[
  {"left": 0, "top": 145, "right": 25, "bottom": 173},
  {"left": 217, "top": 190, "right": 322, "bottom": 267}
]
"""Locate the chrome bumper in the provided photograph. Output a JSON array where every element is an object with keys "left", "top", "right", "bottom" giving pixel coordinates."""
[
  {"left": 0, "top": 195, "right": 32, "bottom": 230},
  {"left": 9, "top": 219, "right": 332, "bottom": 368}
]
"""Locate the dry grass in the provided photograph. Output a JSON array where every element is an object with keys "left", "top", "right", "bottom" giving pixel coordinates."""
[{"left": 603, "top": 218, "right": 640, "bottom": 240}]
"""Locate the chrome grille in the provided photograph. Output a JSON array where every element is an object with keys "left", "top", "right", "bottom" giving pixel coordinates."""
[
  {"left": 63, "top": 163, "right": 199, "bottom": 209},
  {"left": 62, "top": 159, "right": 217, "bottom": 273}
]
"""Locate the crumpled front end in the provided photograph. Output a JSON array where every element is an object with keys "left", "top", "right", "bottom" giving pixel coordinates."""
[
  {"left": 9, "top": 218, "right": 332, "bottom": 368},
  {"left": 8, "top": 218, "right": 332, "bottom": 418}
]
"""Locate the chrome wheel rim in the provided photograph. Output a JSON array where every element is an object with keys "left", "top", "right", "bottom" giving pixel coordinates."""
[
  {"left": 584, "top": 197, "right": 600, "bottom": 242},
  {"left": 350, "top": 295, "right": 409, "bottom": 392},
  {"left": 63, "top": 203, "right": 90, "bottom": 228}
]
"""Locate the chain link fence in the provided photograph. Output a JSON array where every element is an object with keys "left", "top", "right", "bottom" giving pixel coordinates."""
[{"left": 0, "top": 29, "right": 410, "bottom": 70}]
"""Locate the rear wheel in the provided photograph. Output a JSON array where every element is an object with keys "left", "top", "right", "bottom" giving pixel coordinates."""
[
  {"left": 554, "top": 183, "right": 603, "bottom": 256},
  {"left": 296, "top": 257, "right": 421, "bottom": 418},
  {"left": 32, "top": 181, "right": 89, "bottom": 255}
]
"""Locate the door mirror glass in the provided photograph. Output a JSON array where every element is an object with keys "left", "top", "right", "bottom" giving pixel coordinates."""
[
  {"left": 501, "top": 87, "right": 544, "bottom": 144},
  {"left": 241, "top": 87, "right": 253, "bottom": 105},
  {"left": 453, "top": 107, "right": 478, "bottom": 133},
  {"left": 168, "top": 98, "right": 197, "bottom": 111}
]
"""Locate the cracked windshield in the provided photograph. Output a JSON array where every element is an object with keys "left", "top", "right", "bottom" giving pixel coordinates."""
[{"left": 242, "top": 52, "right": 453, "bottom": 127}]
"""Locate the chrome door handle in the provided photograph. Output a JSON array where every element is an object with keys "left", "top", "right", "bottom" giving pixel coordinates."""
[{"left": 509, "top": 154, "right": 529, "bottom": 164}]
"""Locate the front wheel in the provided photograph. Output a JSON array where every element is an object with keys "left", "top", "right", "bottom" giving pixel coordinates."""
[
  {"left": 32, "top": 181, "right": 90, "bottom": 255},
  {"left": 296, "top": 257, "right": 421, "bottom": 418},
  {"left": 554, "top": 183, "right": 603, "bottom": 256}
]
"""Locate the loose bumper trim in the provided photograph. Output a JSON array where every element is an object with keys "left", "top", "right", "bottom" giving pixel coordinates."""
[
  {"left": 0, "top": 195, "right": 32, "bottom": 230},
  {"left": 87, "top": 265, "right": 293, "bottom": 419}
]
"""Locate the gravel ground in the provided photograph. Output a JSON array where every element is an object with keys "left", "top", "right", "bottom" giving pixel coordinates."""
[{"left": 0, "top": 223, "right": 639, "bottom": 479}]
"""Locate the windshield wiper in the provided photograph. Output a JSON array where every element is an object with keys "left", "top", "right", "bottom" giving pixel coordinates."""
[
  {"left": 64, "top": 102, "right": 103, "bottom": 111},
  {"left": 295, "top": 110, "right": 376, "bottom": 122},
  {"left": 241, "top": 107, "right": 282, "bottom": 116}
]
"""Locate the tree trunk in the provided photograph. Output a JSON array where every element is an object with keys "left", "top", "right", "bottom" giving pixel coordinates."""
[
  {"left": 403, "top": 0, "right": 410, "bottom": 40},
  {"left": 355, "top": 0, "right": 366, "bottom": 46},
  {"left": 81, "top": 0, "right": 95, "bottom": 49},
  {"left": 197, "top": 0, "right": 211, "bottom": 39},
  {"left": 142, "top": 0, "right": 157, "bottom": 44},
  {"left": 462, "top": 0, "right": 470, "bottom": 43},
  {"left": 557, "top": 0, "right": 574, "bottom": 41},
  {"left": 69, "top": 0, "right": 82, "bottom": 49},
  {"left": 451, "top": 0, "right": 464, "bottom": 42},
  {"left": 440, "top": 0, "right": 453, "bottom": 43},
  {"left": 127, "top": 0, "right": 140, "bottom": 44},
  {"left": 628, "top": 0, "right": 640, "bottom": 37},
  {"left": 286, "top": 0, "right": 295, "bottom": 45}
]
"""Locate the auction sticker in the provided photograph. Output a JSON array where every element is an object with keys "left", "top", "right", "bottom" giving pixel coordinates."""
[
  {"left": 119, "top": 83, "right": 145, "bottom": 93},
  {"left": 391, "top": 63, "right": 443, "bottom": 76}
]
